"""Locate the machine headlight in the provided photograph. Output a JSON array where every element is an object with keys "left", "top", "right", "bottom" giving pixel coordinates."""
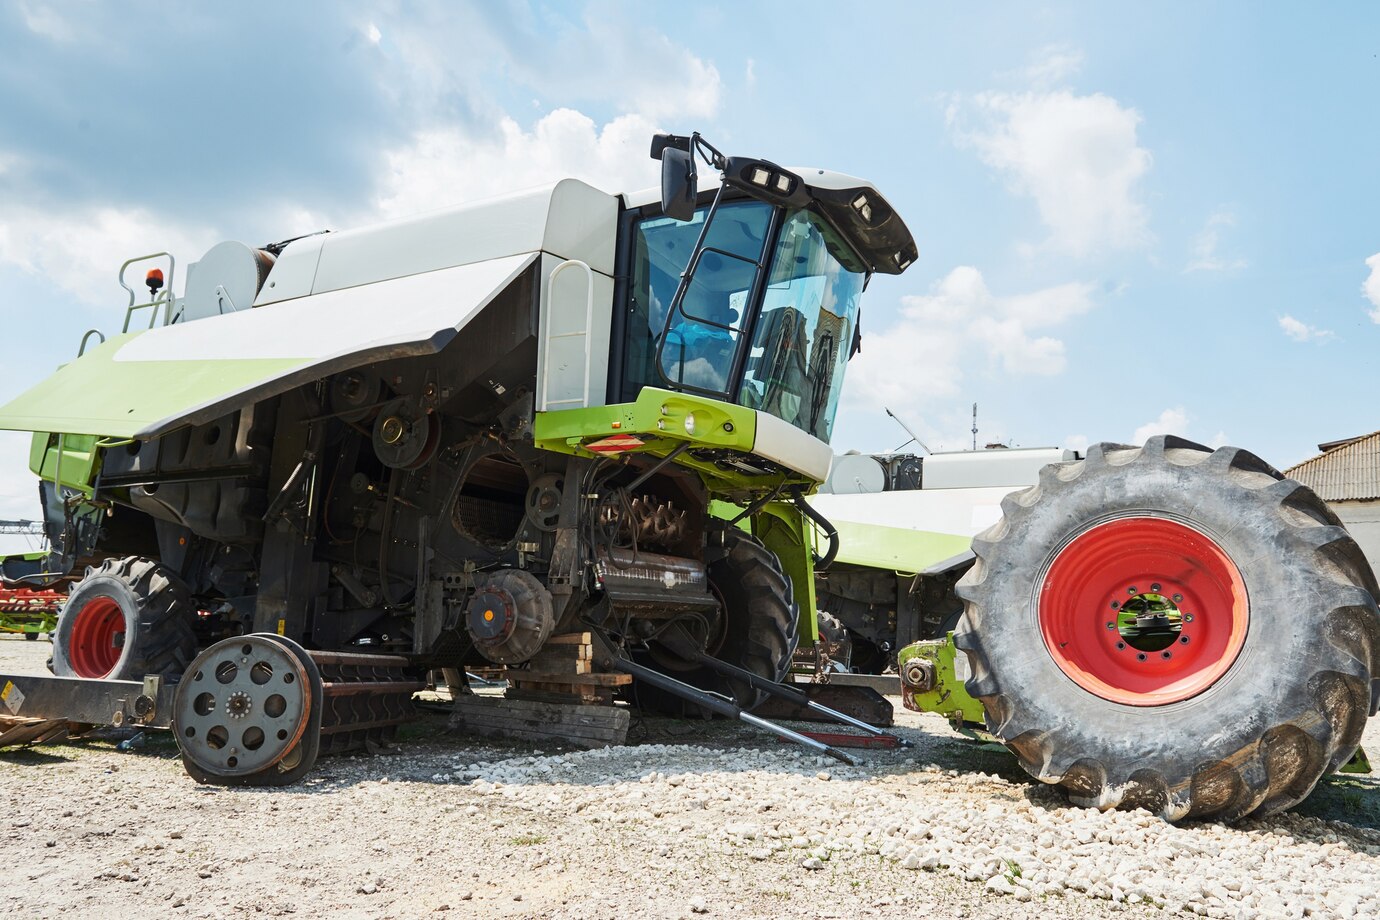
[{"left": 683, "top": 412, "right": 698, "bottom": 435}]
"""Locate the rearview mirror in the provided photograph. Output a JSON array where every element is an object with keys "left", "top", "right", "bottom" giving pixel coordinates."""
[{"left": 660, "top": 147, "right": 697, "bottom": 221}]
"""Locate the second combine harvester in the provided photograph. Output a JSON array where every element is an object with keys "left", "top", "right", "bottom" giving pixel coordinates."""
[{"left": 0, "top": 133, "right": 1374, "bottom": 822}]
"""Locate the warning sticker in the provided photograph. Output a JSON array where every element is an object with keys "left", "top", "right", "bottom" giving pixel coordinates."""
[
  {"left": 1, "top": 680, "right": 24, "bottom": 715},
  {"left": 584, "top": 434, "right": 647, "bottom": 454}
]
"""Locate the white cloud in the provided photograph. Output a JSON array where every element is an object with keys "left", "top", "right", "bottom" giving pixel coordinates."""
[
  {"left": 1132, "top": 407, "right": 1190, "bottom": 445},
  {"left": 18, "top": 2, "right": 77, "bottom": 42},
  {"left": 375, "top": 110, "right": 661, "bottom": 219},
  {"left": 366, "top": 22, "right": 382, "bottom": 45},
  {"left": 1278, "top": 314, "right": 1334, "bottom": 343},
  {"left": 0, "top": 205, "right": 220, "bottom": 309},
  {"left": 1364, "top": 252, "right": 1380, "bottom": 323},
  {"left": 843, "top": 266, "right": 1096, "bottom": 415},
  {"left": 1021, "top": 45, "right": 1084, "bottom": 86},
  {"left": 380, "top": 7, "right": 721, "bottom": 125},
  {"left": 1186, "top": 209, "right": 1247, "bottom": 272},
  {"left": 745, "top": 58, "right": 756, "bottom": 88},
  {"left": 950, "top": 89, "right": 1152, "bottom": 256},
  {"left": 1065, "top": 434, "right": 1090, "bottom": 453}
]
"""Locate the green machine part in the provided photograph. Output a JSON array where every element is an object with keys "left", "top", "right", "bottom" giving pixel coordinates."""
[
  {"left": 29, "top": 431, "right": 103, "bottom": 493},
  {"left": 534, "top": 385, "right": 823, "bottom": 644},
  {"left": 897, "top": 635, "right": 1378, "bottom": 768},
  {"left": 0, "top": 551, "right": 62, "bottom": 638},
  {"left": 898, "top": 635, "right": 990, "bottom": 740},
  {"left": 0, "top": 608, "right": 59, "bottom": 639}
]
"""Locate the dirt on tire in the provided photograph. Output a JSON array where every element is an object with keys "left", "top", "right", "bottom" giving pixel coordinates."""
[
  {"left": 955, "top": 435, "right": 1380, "bottom": 822},
  {"left": 51, "top": 556, "right": 198, "bottom": 681},
  {"left": 631, "top": 527, "right": 798, "bottom": 714}
]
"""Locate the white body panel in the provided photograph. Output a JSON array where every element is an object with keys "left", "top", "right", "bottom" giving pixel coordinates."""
[
  {"left": 921, "top": 447, "right": 1074, "bottom": 490},
  {"left": 752, "top": 412, "right": 833, "bottom": 482},
  {"left": 536, "top": 253, "right": 615, "bottom": 411},
  {"left": 115, "top": 253, "right": 539, "bottom": 364},
  {"left": 258, "top": 179, "right": 618, "bottom": 305},
  {"left": 812, "top": 486, "right": 1020, "bottom": 541},
  {"left": 824, "top": 454, "right": 887, "bottom": 494}
]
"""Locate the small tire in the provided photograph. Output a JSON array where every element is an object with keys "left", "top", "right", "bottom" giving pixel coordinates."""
[
  {"left": 955, "top": 436, "right": 1380, "bottom": 822},
  {"left": 52, "top": 557, "right": 198, "bottom": 681},
  {"left": 633, "top": 528, "right": 799, "bottom": 715},
  {"left": 24, "top": 632, "right": 38, "bottom": 642}
]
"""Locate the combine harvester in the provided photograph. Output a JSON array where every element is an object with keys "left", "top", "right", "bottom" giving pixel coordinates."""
[{"left": 0, "top": 131, "right": 1373, "bottom": 822}]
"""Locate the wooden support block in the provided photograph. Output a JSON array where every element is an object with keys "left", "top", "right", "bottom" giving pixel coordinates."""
[
  {"left": 528, "top": 643, "right": 592, "bottom": 662},
  {"left": 506, "top": 669, "right": 631, "bottom": 687},
  {"left": 450, "top": 694, "right": 629, "bottom": 748},
  {"left": 544, "top": 632, "right": 592, "bottom": 646},
  {"left": 524, "top": 657, "right": 592, "bottom": 675}
]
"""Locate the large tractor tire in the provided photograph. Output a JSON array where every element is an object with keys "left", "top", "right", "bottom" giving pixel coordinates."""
[
  {"left": 633, "top": 528, "right": 799, "bottom": 715},
  {"left": 954, "top": 436, "right": 1380, "bottom": 822},
  {"left": 52, "top": 557, "right": 198, "bottom": 681}
]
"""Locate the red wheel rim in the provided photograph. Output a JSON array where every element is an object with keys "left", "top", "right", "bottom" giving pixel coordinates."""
[
  {"left": 68, "top": 596, "right": 126, "bottom": 678},
  {"left": 1038, "top": 517, "right": 1248, "bottom": 706}
]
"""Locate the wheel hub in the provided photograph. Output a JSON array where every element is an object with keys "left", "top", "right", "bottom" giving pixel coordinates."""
[
  {"left": 68, "top": 596, "right": 126, "bottom": 678},
  {"left": 173, "top": 635, "right": 313, "bottom": 777},
  {"left": 1037, "top": 516, "right": 1248, "bottom": 706}
]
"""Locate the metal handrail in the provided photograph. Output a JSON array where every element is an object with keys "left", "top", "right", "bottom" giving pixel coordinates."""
[
  {"left": 538, "top": 259, "right": 595, "bottom": 412},
  {"left": 118, "top": 252, "right": 176, "bottom": 333},
  {"left": 77, "top": 329, "right": 106, "bottom": 356}
]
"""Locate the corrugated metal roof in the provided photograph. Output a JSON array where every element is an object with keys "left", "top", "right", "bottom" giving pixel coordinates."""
[{"left": 1285, "top": 430, "right": 1380, "bottom": 501}]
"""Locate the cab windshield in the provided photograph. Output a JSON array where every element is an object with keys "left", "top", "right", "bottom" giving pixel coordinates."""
[
  {"left": 738, "top": 210, "right": 864, "bottom": 442},
  {"left": 620, "top": 199, "right": 865, "bottom": 444}
]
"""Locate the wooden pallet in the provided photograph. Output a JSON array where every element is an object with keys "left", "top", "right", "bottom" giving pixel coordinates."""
[
  {"left": 449, "top": 632, "right": 635, "bottom": 747},
  {"left": 503, "top": 632, "right": 631, "bottom": 706},
  {"left": 450, "top": 695, "right": 629, "bottom": 748}
]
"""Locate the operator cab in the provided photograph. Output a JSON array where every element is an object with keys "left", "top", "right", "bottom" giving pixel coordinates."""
[{"left": 611, "top": 134, "right": 917, "bottom": 448}]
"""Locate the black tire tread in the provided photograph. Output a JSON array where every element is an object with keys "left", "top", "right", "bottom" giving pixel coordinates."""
[
  {"left": 954, "top": 435, "right": 1380, "bottom": 822},
  {"left": 52, "top": 556, "right": 197, "bottom": 681},
  {"left": 633, "top": 528, "right": 798, "bottom": 715}
]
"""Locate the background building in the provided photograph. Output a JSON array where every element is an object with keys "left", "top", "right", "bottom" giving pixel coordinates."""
[{"left": 1286, "top": 432, "right": 1380, "bottom": 573}]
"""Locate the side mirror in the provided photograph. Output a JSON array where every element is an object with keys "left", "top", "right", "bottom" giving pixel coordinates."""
[{"left": 660, "top": 147, "right": 697, "bottom": 221}]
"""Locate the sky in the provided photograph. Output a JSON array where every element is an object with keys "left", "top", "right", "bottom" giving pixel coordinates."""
[{"left": 1, "top": 1, "right": 1378, "bottom": 544}]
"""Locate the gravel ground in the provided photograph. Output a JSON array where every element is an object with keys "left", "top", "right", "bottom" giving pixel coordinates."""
[{"left": 4, "top": 635, "right": 1380, "bottom": 920}]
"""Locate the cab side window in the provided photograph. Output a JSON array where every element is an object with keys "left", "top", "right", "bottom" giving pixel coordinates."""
[{"left": 619, "top": 202, "right": 772, "bottom": 402}]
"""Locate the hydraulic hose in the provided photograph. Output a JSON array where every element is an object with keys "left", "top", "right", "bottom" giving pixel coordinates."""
[{"left": 792, "top": 489, "right": 839, "bottom": 570}]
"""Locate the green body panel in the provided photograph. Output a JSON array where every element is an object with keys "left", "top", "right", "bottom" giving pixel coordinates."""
[
  {"left": 533, "top": 387, "right": 818, "bottom": 495},
  {"left": 830, "top": 518, "right": 973, "bottom": 574},
  {"left": 752, "top": 501, "right": 820, "bottom": 645},
  {"left": 0, "top": 552, "right": 60, "bottom": 637},
  {"left": 899, "top": 635, "right": 988, "bottom": 733},
  {"left": 0, "top": 331, "right": 304, "bottom": 439},
  {"left": 29, "top": 432, "right": 102, "bottom": 493},
  {"left": 0, "top": 609, "right": 59, "bottom": 637}
]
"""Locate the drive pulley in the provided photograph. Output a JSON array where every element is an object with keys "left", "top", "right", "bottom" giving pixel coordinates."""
[
  {"left": 172, "top": 634, "right": 323, "bottom": 785},
  {"left": 172, "top": 634, "right": 424, "bottom": 786}
]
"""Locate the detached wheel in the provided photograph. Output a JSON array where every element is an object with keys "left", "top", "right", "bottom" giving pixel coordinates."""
[
  {"left": 633, "top": 528, "right": 799, "bottom": 714},
  {"left": 955, "top": 436, "right": 1380, "bottom": 822},
  {"left": 52, "top": 557, "right": 198, "bottom": 681}
]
